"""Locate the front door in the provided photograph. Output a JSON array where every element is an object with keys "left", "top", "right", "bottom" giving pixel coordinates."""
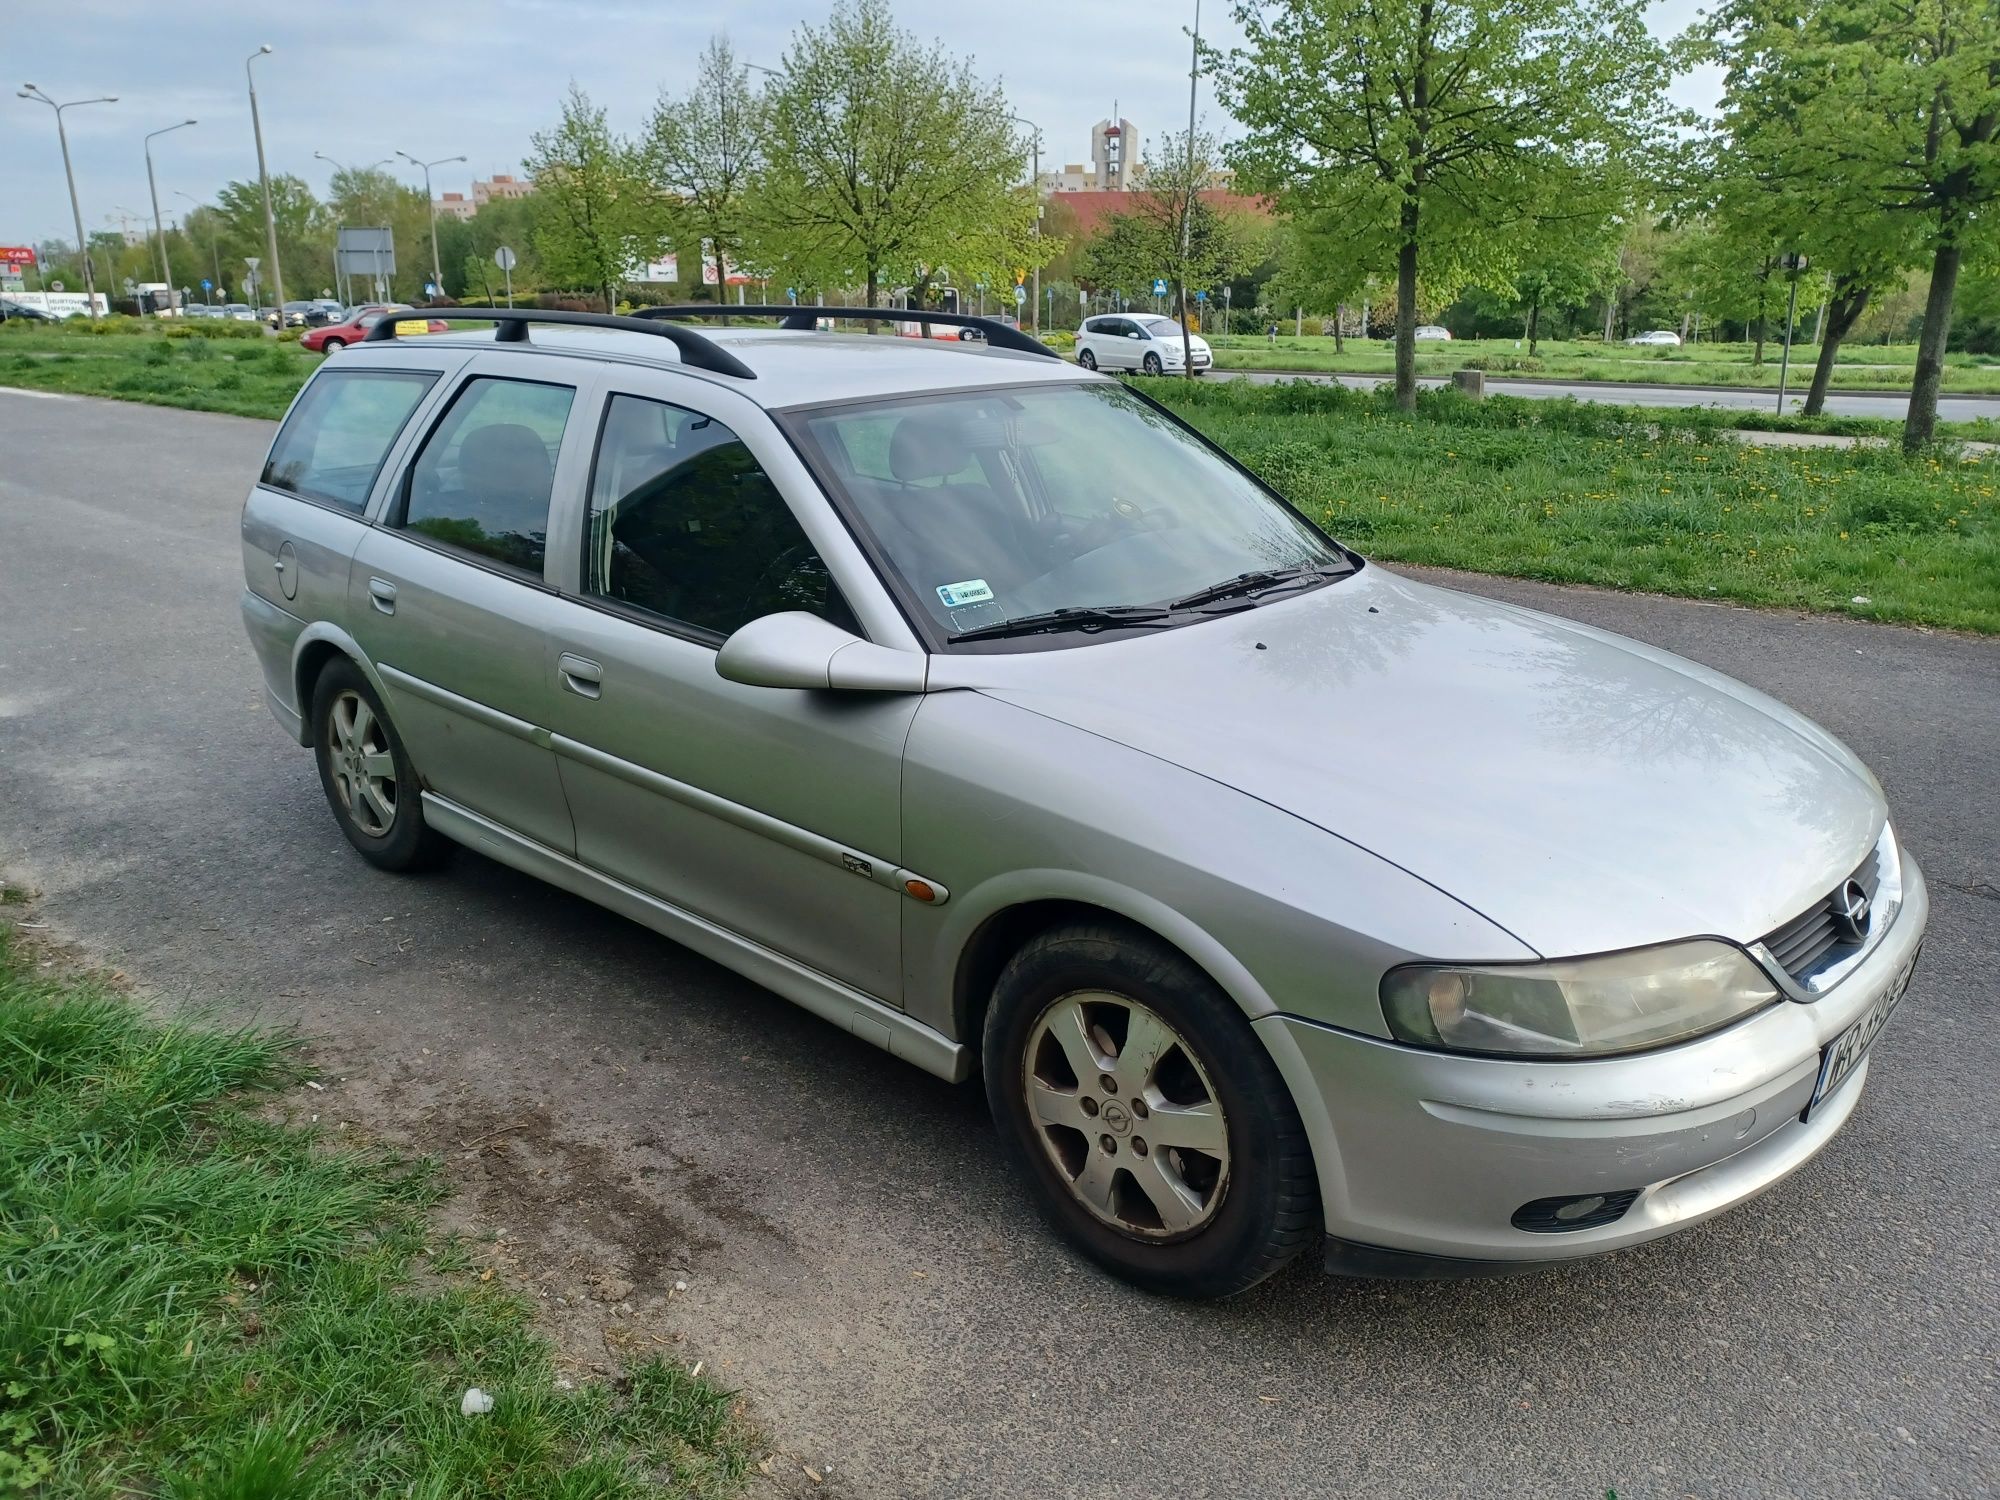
[
  {"left": 543, "top": 386, "right": 913, "bottom": 1002},
  {"left": 349, "top": 361, "right": 587, "bottom": 855}
]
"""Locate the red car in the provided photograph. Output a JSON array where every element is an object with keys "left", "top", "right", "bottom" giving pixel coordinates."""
[{"left": 302, "top": 305, "right": 447, "bottom": 353}]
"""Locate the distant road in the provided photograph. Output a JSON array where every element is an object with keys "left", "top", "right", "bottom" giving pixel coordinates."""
[{"left": 1213, "top": 367, "right": 2000, "bottom": 422}]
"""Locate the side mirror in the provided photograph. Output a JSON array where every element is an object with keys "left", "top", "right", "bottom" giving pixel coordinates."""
[{"left": 716, "top": 612, "right": 928, "bottom": 693}]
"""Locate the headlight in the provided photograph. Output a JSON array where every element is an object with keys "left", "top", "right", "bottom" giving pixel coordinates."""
[{"left": 1380, "top": 940, "right": 1779, "bottom": 1058}]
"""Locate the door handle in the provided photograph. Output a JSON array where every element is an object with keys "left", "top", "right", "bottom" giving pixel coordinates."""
[
  {"left": 558, "top": 652, "right": 603, "bottom": 700},
  {"left": 367, "top": 577, "right": 398, "bottom": 614}
]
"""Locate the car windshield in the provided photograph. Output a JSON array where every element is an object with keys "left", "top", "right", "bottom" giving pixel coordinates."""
[
  {"left": 790, "top": 382, "right": 1351, "bottom": 646},
  {"left": 1137, "top": 317, "right": 1183, "bottom": 337}
]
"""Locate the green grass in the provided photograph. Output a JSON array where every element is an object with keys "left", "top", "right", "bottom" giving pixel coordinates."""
[
  {"left": 1205, "top": 334, "right": 2000, "bottom": 393},
  {"left": 0, "top": 927, "right": 750, "bottom": 1498},
  {"left": 1149, "top": 379, "right": 2000, "bottom": 633},
  {"left": 0, "top": 321, "right": 317, "bottom": 420}
]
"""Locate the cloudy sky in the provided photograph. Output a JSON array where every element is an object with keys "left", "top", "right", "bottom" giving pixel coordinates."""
[{"left": 4, "top": 0, "right": 1717, "bottom": 247}]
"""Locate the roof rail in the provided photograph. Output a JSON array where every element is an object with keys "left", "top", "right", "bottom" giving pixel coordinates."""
[
  {"left": 362, "top": 306, "right": 757, "bottom": 380},
  {"left": 632, "top": 304, "right": 1062, "bottom": 362}
]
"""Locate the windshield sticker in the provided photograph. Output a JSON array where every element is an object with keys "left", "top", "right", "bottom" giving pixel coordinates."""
[{"left": 937, "top": 578, "right": 995, "bottom": 609}]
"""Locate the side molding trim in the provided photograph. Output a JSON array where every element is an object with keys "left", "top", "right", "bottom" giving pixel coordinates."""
[{"left": 420, "top": 793, "right": 970, "bottom": 1083}]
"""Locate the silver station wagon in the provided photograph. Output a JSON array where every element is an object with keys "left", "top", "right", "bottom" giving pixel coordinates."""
[{"left": 241, "top": 307, "right": 1927, "bottom": 1297}]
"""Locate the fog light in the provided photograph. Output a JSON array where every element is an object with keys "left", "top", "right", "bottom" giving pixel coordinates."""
[{"left": 1511, "top": 1189, "right": 1640, "bottom": 1233}]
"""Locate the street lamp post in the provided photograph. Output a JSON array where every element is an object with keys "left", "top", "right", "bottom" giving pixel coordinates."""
[
  {"left": 398, "top": 150, "right": 465, "bottom": 300},
  {"left": 1006, "top": 113, "right": 1043, "bottom": 334},
  {"left": 145, "top": 118, "right": 197, "bottom": 311},
  {"left": 19, "top": 85, "right": 118, "bottom": 317},
  {"left": 174, "top": 190, "right": 222, "bottom": 300},
  {"left": 316, "top": 151, "right": 393, "bottom": 305},
  {"left": 1177, "top": 0, "right": 1201, "bottom": 379},
  {"left": 245, "top": 46, "right": 285, "bottom": 316}
]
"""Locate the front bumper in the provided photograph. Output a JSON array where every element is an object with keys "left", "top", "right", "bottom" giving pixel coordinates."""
[{"left": 1257, "top": 850, "right": 1928, "bottom": 1271}]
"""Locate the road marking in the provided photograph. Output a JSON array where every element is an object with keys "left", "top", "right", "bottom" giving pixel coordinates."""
[{"left": 0, "top": 386, "right": 67, "bottom": 400}]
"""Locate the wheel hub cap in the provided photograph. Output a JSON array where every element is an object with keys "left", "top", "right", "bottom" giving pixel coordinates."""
[
  {"left": 1022, "top": 991, "right": 1230, "bottom": 1241},
  {"left": 327, "top": 690, "right": 397, "bottom": 838}
]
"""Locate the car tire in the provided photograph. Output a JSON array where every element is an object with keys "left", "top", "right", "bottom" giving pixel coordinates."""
[
  {"left": 983, "top": 923, "right": 1321, "bottom": 1298},
  {"left": 1077, "top": 348, "right": 1097, "bottom": 371},
  {"left": 321, "top": 336, "right": 345, "bottom": 351},
  {"left": 310, "top": 658, "right": 449, "bottom": 873},
  {"left": 1143, "top": 352, "right": 1163, "bottom": 376}
]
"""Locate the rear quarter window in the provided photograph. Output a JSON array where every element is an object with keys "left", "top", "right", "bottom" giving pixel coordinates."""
[{"left": 261, "top": 368, "right": 439, "bottom": 511}]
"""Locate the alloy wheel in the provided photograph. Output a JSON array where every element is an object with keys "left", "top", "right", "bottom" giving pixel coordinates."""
[
  {"left": 326, "top": 689, "right": 398, "bottom": 838},
  {"left": 1022, "top": 991, "right": 1230, "bottom": 1240}
]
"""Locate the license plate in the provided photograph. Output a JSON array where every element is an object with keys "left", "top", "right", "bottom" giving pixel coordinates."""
[{"left": 1805, "top": 947, "right": 1919, "bottom": 1118}]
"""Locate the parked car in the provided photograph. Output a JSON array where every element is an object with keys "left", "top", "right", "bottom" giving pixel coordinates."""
[
  {"left": 222, "top": 303, "right": 260, "bottom": 323},
  {"left": 0, "top": 299, "right": 55, "bottom": 323},
  {"left": 1075, "top": 314, "right": 1212, "bottom": 374},
  {"left": 183, "top": 303, "right": 223, "bottom": 320},
  {"left": 301, "top": 305, "right": 445, "bottom": 353},
  {"left": 1412, "top": 324, "right": 1453, "bottom": 341},
  {"left": 270, "top": 301, "right": 318, "bottom": 329},
  {"left": 304, "top": 300, "right": 346, "bottom": 327},
  {"left": 240, "top": 306, "right": 1928, "bottom": 1298},
  {"left": 1628, "top": 329, "right": 1684, "bottom": 347}
]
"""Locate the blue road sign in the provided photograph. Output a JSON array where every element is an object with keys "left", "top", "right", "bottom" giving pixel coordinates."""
[
  {"left": 424, "top": 281, "right": 438, "bottom": 297},
  {"left": 786, "top": 287, "right": 797, "bottom": 303},
  {"left": 200, "top": 278, "right": 213, "bottom": 291},
  {"left": 1152, "top": 278, "right": 1168, "bottom": 297},
  {"left": 1015, "top": 285, "right": 1027, "bottom": 305},
  {"left": 1195, "top": 289, "right": 1208, "bottom": 302}
]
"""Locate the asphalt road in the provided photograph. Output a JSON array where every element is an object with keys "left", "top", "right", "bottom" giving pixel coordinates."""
[
  {"left": 3, "top": 390, "right": 1996, "bottom": 1500},
  {"left": 1215, "top": 366, "right": 2000, "bottom": 423}
]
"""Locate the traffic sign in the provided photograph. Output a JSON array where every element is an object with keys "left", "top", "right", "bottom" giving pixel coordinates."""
[
  {"left": 201, "top": 278, "right": 213, "bottom": 291},
  {"left": 493, "top": 246, "right": 517, "bottom": 272},
  {"left": 424, "top": 281, "right": 437, "bottom": 297},
  {"left": 1194, "top": 289, "right": 1207, "bottom": 302},
  {"left": 1152, "top": 278, "right": 1167, "bottom": 297},
  {"left": 245, "top": 256, "right": 260, "bottom": 272},
  {"left": 1014, "top": 285, "right": 1027, "bottom": 305}
]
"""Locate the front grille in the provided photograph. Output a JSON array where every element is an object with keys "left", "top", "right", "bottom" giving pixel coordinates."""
[{"left": 1758, "top": 847, "right": 1883, "bottom": 985}]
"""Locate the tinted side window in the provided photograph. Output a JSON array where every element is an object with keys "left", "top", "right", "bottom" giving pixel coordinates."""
[
  {"left": 261, "top": 369, "right": 437, "bottom": 510},
  {"left": 400, "top": 376, "right": 574, "bottom": 575},
  {"left": 585, "top": 393, "right": 853, "bottom": 639}
]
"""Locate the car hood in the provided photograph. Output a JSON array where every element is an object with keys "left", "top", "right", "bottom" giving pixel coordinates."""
[{"left": 947, "top": 567, "right": 1884, "bottom": 957}]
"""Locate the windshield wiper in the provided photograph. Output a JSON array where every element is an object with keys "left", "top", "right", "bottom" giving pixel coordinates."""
[
  {"left": 1165, "top": 563, "right": 1349, "bottom": 611},
  {"left": 947, "top": 604, "right": 1179, "bottom": 644}
]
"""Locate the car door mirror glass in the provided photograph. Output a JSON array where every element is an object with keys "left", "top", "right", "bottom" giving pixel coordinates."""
[{"left": 717, "top": 612, "right": 927, "bottom": 693}]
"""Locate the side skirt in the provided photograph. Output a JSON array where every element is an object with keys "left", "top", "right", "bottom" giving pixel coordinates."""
[{"left": 421, "top": 793, "right": 970, "bottom": 1084}]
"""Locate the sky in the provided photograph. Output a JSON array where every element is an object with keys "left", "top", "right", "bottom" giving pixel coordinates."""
[{"left": 2, "top": 0, "right": 1720, "bottom": 249}]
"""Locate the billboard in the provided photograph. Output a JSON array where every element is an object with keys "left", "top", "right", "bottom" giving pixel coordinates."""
[
  {"left": 335, "top": 227, "right": 396, "bottom": 278},
  {"left": 1, "top": 244, "right": 37, "bottom": 292}
]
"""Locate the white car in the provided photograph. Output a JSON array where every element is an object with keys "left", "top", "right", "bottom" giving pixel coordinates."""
[
  {"left": 1628, "top": 330, "right": 1683, "bottom": 347},
  {"left": 1412, "top": 325, "right": 1452, "bottom": 341},
  {"left": 1075, "top": 314, "right": 1212, "bottom": 375}
]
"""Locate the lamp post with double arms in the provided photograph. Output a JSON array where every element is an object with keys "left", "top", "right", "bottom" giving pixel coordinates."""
[
  {"left": 398, "top": 151, "right": 465, "bottom": 300},
  {"left": 18, "top": 85, "right": 118, "bottom": 317},
  {"left": 174, "top": 189, "right": 222, "bottom": 300},
  {"left": 246, "top": 46, "right": 285, "bottom": 315},
  {"left": 145, "top": 118, "right": 197, "bottom": 309},
  {"left": 317, "top": 151, "right": 393, "bottom": 305}
]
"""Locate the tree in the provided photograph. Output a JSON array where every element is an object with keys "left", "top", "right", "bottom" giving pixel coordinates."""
[
  {"left": 752, "top": 0, "right": 1033, "bottom": 311},
  {"left": 525, "top": 83, "right": 655, "bottom": 312},
  {"left": 1212, "top": 0, "right": 1671, "bottom": 408},
  {"left": 213, "top": 175, "right": 326, "bottom": 305},
  {"left": 1696, "top": 0, "right": 1983, "bottom": 438},
  {"left": 645, "top": 37, "right": 762, "bottom": 295},
  {"left": 1080, "top": 131, "right": 1263, "bottom": 365}
]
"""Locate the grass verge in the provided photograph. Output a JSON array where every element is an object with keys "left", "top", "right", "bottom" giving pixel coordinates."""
[
  {"left": 1204, "top": 334, "right": 2000, "bottom": 393},
  {"left": 1150, "top": 379, "right": 1999, "bottom": 633},
  {"left": 0, "top": 925, "right": 750, "bottom": 1498},
  {"left": 0, "top": 323, "right": 317, "bottom": 420}
]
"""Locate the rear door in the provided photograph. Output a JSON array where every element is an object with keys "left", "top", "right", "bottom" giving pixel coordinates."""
[{"left": 348, "top": 354, "right": 598, "bottom": 855}]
